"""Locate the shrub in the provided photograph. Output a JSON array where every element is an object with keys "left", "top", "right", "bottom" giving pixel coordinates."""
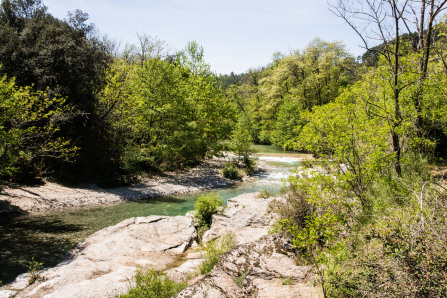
[
  {"left": 193, "top": 192, "right": 225, "bottom": 230},
  {"left": 256, "top": 189, "right": 275, "bottom": 199},
  {"left": 230, "top": 119, "right": 256, "bottom": 172},
  {"left": 27, "top": 257, "right": 43, "bottom": 284},
  {"left": 222, "top": 162, "right": 240, "bottom": 180},
  {"left": 120, "top": 267, "right": 187, "bottom": 298},
  {"left": 199, "top": 232, "right": 237, "bottom": 274}
]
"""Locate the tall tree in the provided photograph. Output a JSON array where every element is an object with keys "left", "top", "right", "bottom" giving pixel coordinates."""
[{"left": 330, "top": 0, "right": 447, "bottom": 175}]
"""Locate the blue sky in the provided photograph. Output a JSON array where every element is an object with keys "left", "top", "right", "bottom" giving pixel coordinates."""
[{"left": 43, "top": 0, "right": 366, "bottom": 74}]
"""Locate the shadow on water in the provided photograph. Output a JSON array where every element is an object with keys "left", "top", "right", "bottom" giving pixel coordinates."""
[
  {"left": 0, "top": 195, "right": 197, "bottom": 284},
  {"left": 0, "top": 216, "right": 84, "bottom": 284}
]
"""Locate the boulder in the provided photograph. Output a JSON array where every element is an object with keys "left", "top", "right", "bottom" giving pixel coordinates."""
[
  {"left": 176, "top": 234, "right": 320, "bottom": 298},
  {"left": 202, "top": 193, "right": 276, "bottom": 245},
  {"left": 11, "top": 215, "right": 197, "bottom": 298}
]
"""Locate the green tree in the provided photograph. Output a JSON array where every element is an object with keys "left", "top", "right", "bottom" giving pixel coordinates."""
[
  {"left": 0, "top": 72, "right": 76, "bottom": 185},
  {"left": 230, "top": 118, "right": 256, "bottom": 172}
]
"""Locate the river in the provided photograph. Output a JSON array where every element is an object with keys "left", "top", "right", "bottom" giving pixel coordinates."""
[{"left": 0, "top": 147, "right": 309, "bottom": 285}]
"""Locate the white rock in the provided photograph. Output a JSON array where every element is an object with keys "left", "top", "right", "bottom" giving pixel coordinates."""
[
  {"left": 15, "top": 215, "right": 197, "bottom": 298},
  {"left": 202, "top": 193, "right": 276, "bottom": 245}
]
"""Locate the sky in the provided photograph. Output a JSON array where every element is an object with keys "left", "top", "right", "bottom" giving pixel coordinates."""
[{"left": 43, "top": 0, "right": 366, "bottom": 75}]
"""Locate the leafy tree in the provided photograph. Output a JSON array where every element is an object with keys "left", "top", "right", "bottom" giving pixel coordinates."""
[
  {"left": 0, "top": 72, "right": 76, "bottom": 185},
  {"left": 330, "top": 0, "right": 447, "bottom": 174},
  {"left": 0, "top": 0, "right": 112, "bottom": 180},
  {"left": 230, "top": 118, "right": 256, "bottom": 172}
]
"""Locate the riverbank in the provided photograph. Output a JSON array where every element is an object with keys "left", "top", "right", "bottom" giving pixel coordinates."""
[
  {"left": 0, "top": 157, "right": 270, "bottom": 215},
  {"left": 0, "top": 192, "right": 320, "bottom": 298}
]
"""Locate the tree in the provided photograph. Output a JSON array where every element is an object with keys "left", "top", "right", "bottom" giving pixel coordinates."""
[
  {"left": 330, "top": 0, "right": 447, "bottom": 174},
  {"left": 0, "top": 0, "right": 114, "bottom": 179},
  {"left": 230, "top": 118, "right": 256, "bottom": 172},
  {"left": 0, "top": 72, "right": 76, "bottom": 185},
  {"left": 257, "top": 39, "right": 355, "bottom": 145}
]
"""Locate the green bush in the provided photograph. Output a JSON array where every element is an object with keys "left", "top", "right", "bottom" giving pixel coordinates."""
[
  {"left": 120, "top": 267, "right": 187, "bottom": 298},
  {"left": 222, "top": 162, "right": 240, "bottom": 180},
  {"left": 199, "top": 232, "right": 237, "bottom": 274},
  {"left": 193, "top": 192, "right": 225, "bottom": 229},
  {"left": 27, "top": 257, "right": 43, "bottom": 284},
  {"left": 256, "top": 189, "right": 275, "bottom": 199}
]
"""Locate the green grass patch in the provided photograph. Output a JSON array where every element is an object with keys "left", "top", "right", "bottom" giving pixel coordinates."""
[
  {"left": 199, "top": 232, "right": 237, "bottom": 274},
  {"left": 119, "top": 267, "right": 187, "bottom": 298}
]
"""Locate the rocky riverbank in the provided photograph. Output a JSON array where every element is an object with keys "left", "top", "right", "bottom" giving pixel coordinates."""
[
  {"left": 0, "top": 158, "right": 264, "bottom": 214},
  {"left": 0, "top": 193, "right": 320, "bottom": 298}
]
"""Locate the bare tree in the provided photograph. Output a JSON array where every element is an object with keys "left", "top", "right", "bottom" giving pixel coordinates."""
[
  {"left": 330, "top": 0, "right": 447, "bottom": 176},
  {"left": 119, "top": 33, "right": 169, "bottom": 65},
  {"left": 135, "top": 33, "right": 168, "bottom": 65}
]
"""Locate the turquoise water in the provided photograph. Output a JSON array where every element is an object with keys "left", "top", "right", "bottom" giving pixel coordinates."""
[
  {"left": 253, "top": 144, "right": 296, "bottom": 154},
  {"left": 0, "top": 152, "right": 304, "bottom": 284}
]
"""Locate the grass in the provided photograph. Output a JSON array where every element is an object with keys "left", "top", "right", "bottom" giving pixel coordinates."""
[
  {"left": 234, "top": 270, "right": 248, "bottom": 287},
  {"left": 199, "top": 232, "right": 237, "bottom": 274},
  {"left": 119, "top": 267, "right": 187, "bottom": 298},
  {"left": 256, "top": 189, "right": 275, "bottom": 199}
]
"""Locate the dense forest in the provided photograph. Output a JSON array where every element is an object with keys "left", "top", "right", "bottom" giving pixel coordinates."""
[
  {"left": 2, "top": 0, "right": 447, "bottom": 296},
  {"left": 0, "top": 0, "right": 235, "bottom": 186}
]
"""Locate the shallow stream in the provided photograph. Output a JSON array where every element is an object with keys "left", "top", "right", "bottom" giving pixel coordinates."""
[{"left": 0, "top": 148, "right": 308, "bottom": 284}]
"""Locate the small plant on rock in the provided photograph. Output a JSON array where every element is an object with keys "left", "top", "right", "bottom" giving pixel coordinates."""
[
  {"left": 27, "top": 257, "right": 43, "bottom": 284},
  {"left": 120, "top": 267, "right": 187, "bottom": 298},
  {"left": 256, "top": 189, "right": 275, "bottom": 199},
  {"left": 193, "top": 192, "right": 225, "bottom": 232},
  {"left": 199, "top": 232, "right": 237, "bottom": 274},
  {"left": 234, "top": 269, "right": 248, "bottom": 287}
]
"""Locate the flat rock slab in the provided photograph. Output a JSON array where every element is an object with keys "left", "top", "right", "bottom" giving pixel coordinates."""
[
  {"left": 202, "top": 192, "right": 277, "bottom": 245},
  {"left": 177, "top": 234, "right": 320, "bottom": 298},
  {"left": 8, "top": 215, "right": 197, "bottom": 298}
]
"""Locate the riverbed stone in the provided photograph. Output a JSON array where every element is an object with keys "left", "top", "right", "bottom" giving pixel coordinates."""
[
  {"left": 0, "top": 290, "right": 18, "bottom": 298},
  {"left": 13, "top": 215, "right": 197, "bottom": 298},
  {"left": 202, "top": 192, "right": 277, "bottom": 245},
  {"left": 176, "top": 234, "right": 319, "bottom": 298}
]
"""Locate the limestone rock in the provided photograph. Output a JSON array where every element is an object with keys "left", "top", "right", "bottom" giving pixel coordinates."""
[
  {"left": 13, "top": 215, "right": 197, "bottom": 298},
  {"left": 177, "top": 234, "right": 320, "bottom": 298},
  {"left": 0, "top": 290, "right": 18, "bottom": 298},
  {"left": 202, "top": 193, "right": 276, "bottom": 245}
]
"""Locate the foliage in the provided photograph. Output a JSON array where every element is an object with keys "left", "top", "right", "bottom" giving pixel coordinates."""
[
  {"left": 230, "top": 118, "right": 256, "bottom": 172},
  {"left": 193, "top": 192, "right": 225, "bottom": 230},
  {"left": 0, "top": 0, "right": 112, "bottom": 180},
  {"left": 233, "top": 269, "right": 248, "bottom": 287},
  {"left": 27, "top": 257, "right": 43, "bottom": 284},
  {"left": 256, "top": 189, "right": 275, "bottom": 199},
  {"left": 0, "top": 73, "right": 76, "bottom": 185},
  {"left": 199, "top": 232, "right": 237, "bottom": 274},
  {"left": 281, "top": 277, "right": 293, "bottom": 285},
  {"left": 221, "top": 162, "right": 240, "bottom": 180},
  {"left": 119, "top": 267, "right": 187, "bottom": 298},
  {"left": 225, "top": 39, "right": 356, "bottom": 147}
]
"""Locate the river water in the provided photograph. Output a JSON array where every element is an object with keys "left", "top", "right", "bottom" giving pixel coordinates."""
[{"left": 0, "top": 147, "right": 308, "bottom": 284}]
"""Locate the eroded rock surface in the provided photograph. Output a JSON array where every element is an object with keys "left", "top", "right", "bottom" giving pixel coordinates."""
[
  {"left": 7, "top": 215, "right": 197, "bottom": 298},
  {"left": 202, "top": 193, "right": 277, "bottom": 245},
  {"left": 177, "top": 234, "right": 320, "bottom": 298}
]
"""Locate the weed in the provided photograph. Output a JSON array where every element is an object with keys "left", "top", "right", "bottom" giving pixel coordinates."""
[
  {"left": 119, "top": 267, "right": 187, "bottom": 298},
  {"left": 27, "top": 257, "right": 43, "bottom": 284},
  {"left": 199, "top": 232, "right": 237, "bottom": 274},
  {"left": 256, "top": 189, "right": 275, "bottom": 199},
  {"left": 281, "top": 277, "right": 293, "bottom": 285},
  {"left": 234, "top": 270, "right": 248, "bottom": 287}
]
